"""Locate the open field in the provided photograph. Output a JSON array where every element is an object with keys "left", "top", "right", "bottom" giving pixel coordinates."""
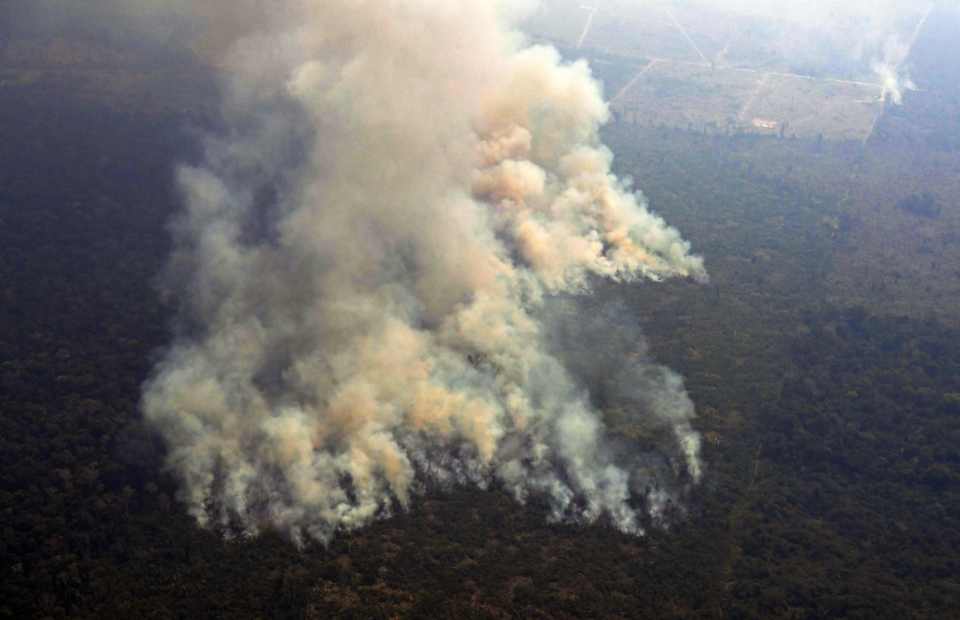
[
  {"left": 615, "top": 60, "right": 760, "bottom": 128},
  {"left": 526, "top": 1, "right": 926, "bottom": 141},
  {"left": 605, "top": 58, "right": 884, "bottom": 141},
  {"left": 745, "top": 75, "right": 883, "bottom": 140}
]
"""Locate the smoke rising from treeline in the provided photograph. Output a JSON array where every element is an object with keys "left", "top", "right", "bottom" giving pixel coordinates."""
[{"left": 135, "top": 0, "right": 707, "bottom": 543}]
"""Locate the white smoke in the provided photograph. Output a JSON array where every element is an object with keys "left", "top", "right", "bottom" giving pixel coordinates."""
[
  {"left": 872, "top": 35, "right": 918, "bottom": 106},
  {"left": 530, "top": 0, "right": 930, "bottom": 105},
  {"left": 142, "top": 0, "right": 706, "bottom": 544},
  {"left": 702, "top": 0, "right": 930, "bottom": 104}
]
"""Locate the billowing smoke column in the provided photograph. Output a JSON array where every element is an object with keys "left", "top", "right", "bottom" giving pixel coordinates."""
[{"left": 143, "top": 0, "right": 706, "bottom": 544}]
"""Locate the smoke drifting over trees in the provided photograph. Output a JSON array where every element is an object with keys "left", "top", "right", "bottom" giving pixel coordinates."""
[{"left": 139, "top": 0, "right": 706, "bottom": 544}]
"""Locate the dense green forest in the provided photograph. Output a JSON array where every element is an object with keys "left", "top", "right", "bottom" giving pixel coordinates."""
[{"left": 2, "top": 8, "right": 960, "bottom": 619}]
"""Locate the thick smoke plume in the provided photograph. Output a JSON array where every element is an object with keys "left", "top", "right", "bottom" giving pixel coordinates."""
[{"left": 143, "top": 0, "right": 706, "bottom": 544}]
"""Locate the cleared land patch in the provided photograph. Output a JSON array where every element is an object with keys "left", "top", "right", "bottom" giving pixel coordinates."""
[{"left": 527, "top": 1, "right": 922, "bottom": 141}]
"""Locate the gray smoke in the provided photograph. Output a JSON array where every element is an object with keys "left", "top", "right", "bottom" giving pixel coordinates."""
[{"left": 141, "top": 0, "right": 707, "bottom": 544}]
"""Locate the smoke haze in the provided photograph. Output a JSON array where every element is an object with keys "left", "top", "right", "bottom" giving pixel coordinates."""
[
  {"left": 529, "top": 0, "right": 930, "bottom": 105},
  {"left": 140, "top": 0, "right": 707, "bottom": 544},
  {"left": 704, "top": 0, "right": 929, "bottom": 103}
]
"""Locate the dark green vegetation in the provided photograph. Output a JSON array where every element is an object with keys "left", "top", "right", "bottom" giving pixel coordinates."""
[
  {"left": 897, "top": 193, "right": 940, "bottom": 219},
  {"left": 3, "top": 9, "right": 960, "bottom": 620}
]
